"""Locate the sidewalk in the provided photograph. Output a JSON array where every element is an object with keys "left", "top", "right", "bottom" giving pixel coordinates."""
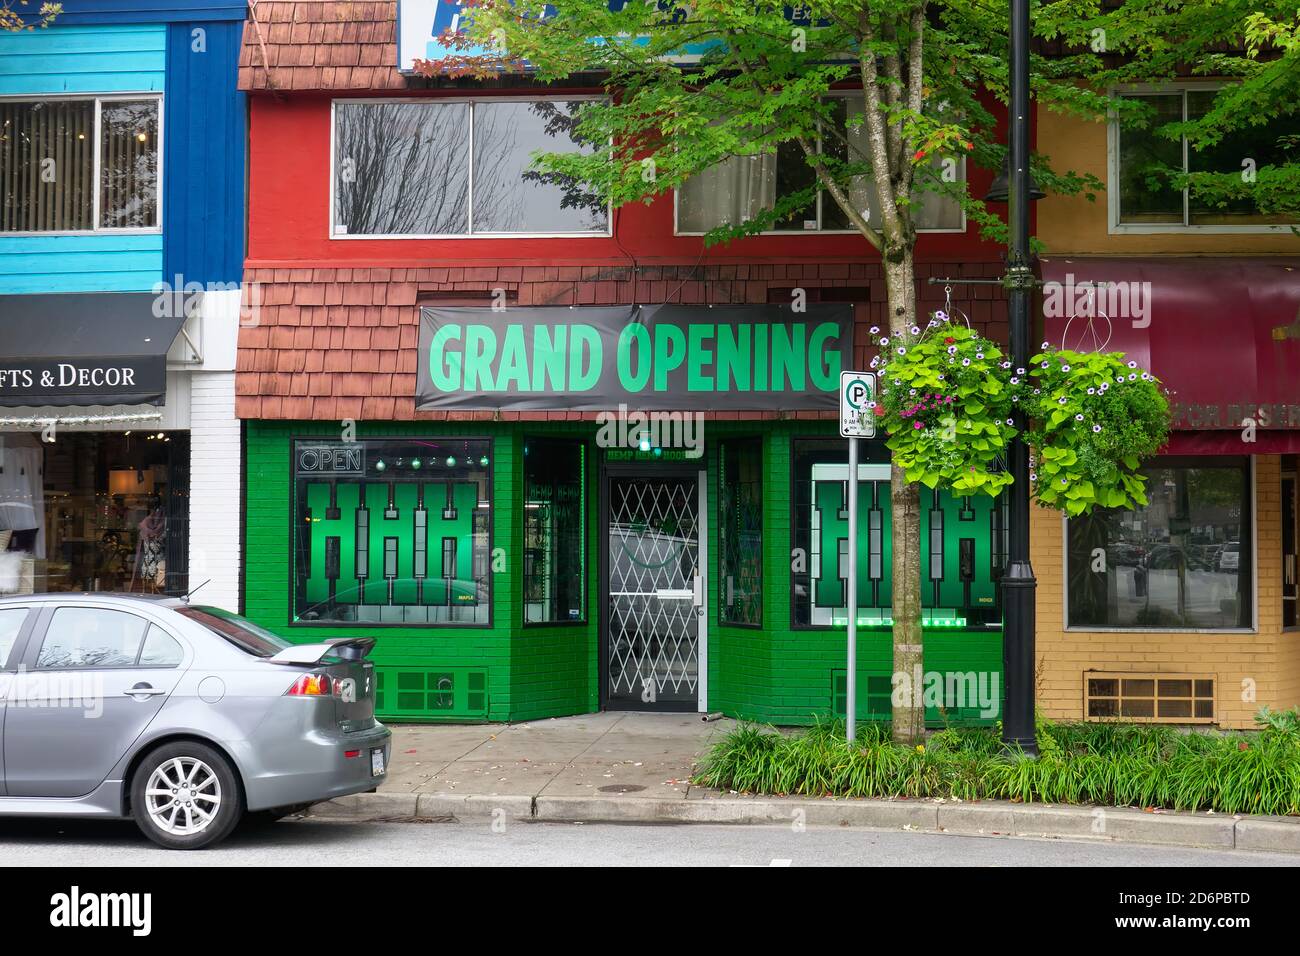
[
  {"left": 307, "top": 713, "right": 1300, "bottom": 853},
  {"left": 381, "top": 711, "right": 727, "bottom": 800}
]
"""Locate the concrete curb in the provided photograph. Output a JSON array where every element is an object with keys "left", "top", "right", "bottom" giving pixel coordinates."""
[{"left": 304, "top": 791, "right": 1300, "bottom": 851}]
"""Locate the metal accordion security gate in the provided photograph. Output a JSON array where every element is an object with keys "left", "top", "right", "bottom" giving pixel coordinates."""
[{"left": 601, "top": 467, "right": 703, "bottom": 711}]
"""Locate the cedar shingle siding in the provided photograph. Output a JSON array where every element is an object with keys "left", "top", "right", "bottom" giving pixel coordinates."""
[
  {"left": 235, "top": 262, "right": 1010, "bottom": 420},
  {"left": 240, "top": 1, "right": 404, "bottom": 90}
]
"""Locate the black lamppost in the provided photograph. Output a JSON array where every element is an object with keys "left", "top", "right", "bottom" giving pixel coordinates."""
[
  {"left": 999, "top": 0, "right": 1038, "bottom": 754},
  {"left": 927, "top": 0, "right": 1040, "bottom": 752}
]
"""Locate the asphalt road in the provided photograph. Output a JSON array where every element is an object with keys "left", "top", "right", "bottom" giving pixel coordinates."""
[{"left": 0, "top": 817, "right": 1294, "bottom": 866}]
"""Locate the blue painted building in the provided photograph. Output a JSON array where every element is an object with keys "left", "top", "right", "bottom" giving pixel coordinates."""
[{"left": 0, "top": 1, "right": 248, "bottom": 610}]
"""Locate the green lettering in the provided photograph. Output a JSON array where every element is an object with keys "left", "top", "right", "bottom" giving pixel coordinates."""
[
  {"left": 428, "top": 324, "right": 463, "bottom": 392},
  {"left": 771, "top": 323, "right": 806, "bottom": 391},
  {"left": 653, "top": 323, "right": 686, "bottom": 391},
  {"left": 463, "top": 324, "right": 498, "bottom": 391},
  {"left": 687, "top": 325, "right": 714, "bottom": 391},
  {"left": 497, "top": 325, "right": 531, "bottom": 392},
  {"left": 531, "top": 325, "right": 568, "bottom": 391},
  {"left": 569, "top": 325, "right": 602, "bottom": 391},
  {"left": 617, "top": 323, "right": 651, "bottom": 392},
  {"left": 715, "top": 324, "right": 750, "bottom": 392},
  {"left": 754, "top": 323, "right": 769, "bottom": 390},
  {"left": 808, "top": 321, "right": 842, "bottom": 390}
]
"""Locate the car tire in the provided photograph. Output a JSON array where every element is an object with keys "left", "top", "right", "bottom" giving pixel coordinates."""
[{"left": 130, "top": 741, "right": 243, "bottom": 850}]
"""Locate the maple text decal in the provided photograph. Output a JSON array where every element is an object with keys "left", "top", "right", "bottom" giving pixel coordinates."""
[{"left": 415, "top": 304, "right": 853, "bottom": 411}]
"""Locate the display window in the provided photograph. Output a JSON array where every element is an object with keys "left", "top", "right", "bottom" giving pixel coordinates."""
[
  {"left": 0, "top": 431, "right": 188, "bottom": 595},
  {"left": 1066, "top": 457, "right": 1252, "bottom": 629},
  {"left": 522, "top": 438, "right": 587, "bottom": 625},
  {"left": 790, "top": 438, "right": 1006, "bottom": 628},
  {"left": 292, "top": 438, "right": 492, "bottom": 625}
]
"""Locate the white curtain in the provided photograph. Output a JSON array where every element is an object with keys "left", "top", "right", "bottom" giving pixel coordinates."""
[
  {"left": 678, "top": 152, "right": 777, "bottom": 232},
  {"left": 0, "top": 433, "right": 45, "bottom": 559},
  {"left": 842, "top": 94, "right": 964, "bottom": 231}
]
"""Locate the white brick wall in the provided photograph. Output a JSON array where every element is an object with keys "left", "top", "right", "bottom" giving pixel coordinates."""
[{"left": 187, "top": 371, "right": 241, "bottom": 610}]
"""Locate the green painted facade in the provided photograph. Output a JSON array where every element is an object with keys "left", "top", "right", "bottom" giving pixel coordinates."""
[{"left": 244, "top": 419, "right": 1004, "bottom": 725}]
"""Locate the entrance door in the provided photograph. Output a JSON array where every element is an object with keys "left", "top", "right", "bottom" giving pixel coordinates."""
[{"left": 603, "top": 471, "right": 702, "bottom": 711}]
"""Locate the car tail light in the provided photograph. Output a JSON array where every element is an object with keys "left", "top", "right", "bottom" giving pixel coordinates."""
[{"left": 285, "top": 673, "right": 332, "bottom": 696}]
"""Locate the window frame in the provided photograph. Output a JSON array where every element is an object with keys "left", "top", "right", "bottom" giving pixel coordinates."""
[
  {"left": 136, "top": 623, "right": 187, "bottom": 669},
  {"left": 673, "top": 91, "right": 968, "bottom": 237},
  {"left": 287, "top": 435, "right": 496, "bottom": 629},
  {"left": 0, "top": 606, "right": 34, "bottom": 670},
  {"left": 0, "top": 92, "right": 164, "bottom": 237},
  {"left": 1061, "top": 455, "right": 1258, "bottom": 634},
  {"left": 1283, "top": 467, "right": 1298, "bottom": 632},
  {"left": 788, "top": 436, "right": 906, "bottom": 632},
  {"left": 328, "top": 95, "right": 613, "bottom": 240},
  {"left": 717, "top": 435, "right": 764, "bottom": 629},
  {"left": 521, "top": 436, "right": 590, "bottom": 628},
  {"left": 1107, "top": 82, "right": 1297, "bottom": 235}
]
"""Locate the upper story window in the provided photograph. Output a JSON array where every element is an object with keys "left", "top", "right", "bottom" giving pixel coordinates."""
[
  {"left": 1112, "top": 87, "right": 1298, "bottom": 231},
  {"left": 677, "top": 93, "right": 966, "bottom": 235},
  {"left": 0, "top": 96, "right": 161, "bottom": 234},
  {"left": 331, "top": 98, "right": 610, "bottom": 238}
]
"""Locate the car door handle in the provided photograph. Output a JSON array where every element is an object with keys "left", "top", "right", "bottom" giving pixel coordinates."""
[{"left": 122, "top": 684, "right": 166, "bottom": 698}]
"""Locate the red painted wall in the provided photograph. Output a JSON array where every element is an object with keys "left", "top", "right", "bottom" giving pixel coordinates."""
[{"left": 246, "top": 90, "right": 1017, "bottom": 270}]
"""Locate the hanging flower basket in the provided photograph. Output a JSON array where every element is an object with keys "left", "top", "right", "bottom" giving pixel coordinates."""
[
  {"left": 1017, "top": 344, "right": 1170, "bottom": 515},
  {"left": 871, "top": 316, "right": 1171, "bottom": 513},
  {"left": 870, "top": 316, "right": 1016, "bottom": 497}
]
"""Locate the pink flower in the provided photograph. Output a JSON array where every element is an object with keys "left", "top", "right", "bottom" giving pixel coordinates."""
[{"left": 913, "top": 421, "right": 924, "bottom": 429}]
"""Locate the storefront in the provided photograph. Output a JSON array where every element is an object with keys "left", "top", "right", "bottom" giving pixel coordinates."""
[
  {"left": 241, "top": 292, "right": 1009, "bottom": 724},
  {"left": 0, "top": 1, "right": 248, "bottom": 609},
  {"left": 1032, "top": 258, "right": 1300, "bottom": 729},
  {"left": 0, "top": 293, "right": 194, "bottom": 597},
  {"left": 231, "top": 0, "right": 1024, "bottom": 725}
]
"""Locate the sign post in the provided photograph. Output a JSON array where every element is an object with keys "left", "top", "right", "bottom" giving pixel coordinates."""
[{"left": 839, "top": 371, "right": 875, "bottom": 744}]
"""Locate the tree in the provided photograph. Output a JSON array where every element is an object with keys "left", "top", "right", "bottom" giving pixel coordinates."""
[
  {"left": 1, "top": 1, "right": 59, "bottom": 31},
  {"left": 415, "top": 0, "right": 1174, "bottom": 744},
  {"left": 1047, "top": 0, "right": 1300, "bottom": 225}
]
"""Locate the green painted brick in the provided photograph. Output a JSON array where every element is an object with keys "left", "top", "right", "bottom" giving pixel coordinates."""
[{"left": 243, "top": 420, "right": 1001, "bottom": 725}]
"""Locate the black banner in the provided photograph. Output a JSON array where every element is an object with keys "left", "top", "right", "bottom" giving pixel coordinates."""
[
  {"left": 0, "top": 292, "right": 185, "bottom": 408},
  {"left": 0, "top": 356, "right": 169, "bottom": 407},
  {"left": 415, "top": 303, "right": 854, "bottom": 411}
]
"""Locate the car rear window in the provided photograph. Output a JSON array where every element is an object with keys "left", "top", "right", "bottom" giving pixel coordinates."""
[{"left": 176, "top": 606, "right": 292, "bottom": 658}]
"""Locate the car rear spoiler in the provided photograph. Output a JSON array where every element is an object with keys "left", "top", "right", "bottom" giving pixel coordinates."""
[{"left": 266, "top": 637, "right": 376, "bottom": 665}]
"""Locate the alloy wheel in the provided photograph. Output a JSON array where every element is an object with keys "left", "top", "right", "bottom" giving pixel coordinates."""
[{"left": 144, "top": 756, "right": 223, "bottom": 836}]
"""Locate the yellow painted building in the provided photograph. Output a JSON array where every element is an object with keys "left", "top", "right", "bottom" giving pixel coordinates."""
[{"left": 1031, "top": 100, "right": 1300, "bottom": 728}]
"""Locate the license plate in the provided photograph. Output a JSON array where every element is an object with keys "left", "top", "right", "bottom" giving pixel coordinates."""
[{"left": 370, "top": 748, "right": 386, "bottom": 777}]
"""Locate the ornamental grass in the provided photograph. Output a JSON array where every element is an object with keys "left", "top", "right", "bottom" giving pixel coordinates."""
[{"left": 692, "top": 712, "right": 1300, "bottom": 816}]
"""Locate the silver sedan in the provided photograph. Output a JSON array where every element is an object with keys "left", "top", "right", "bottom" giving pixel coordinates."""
[{"left": 0, "top": 593, "right": 391, "bottom": 849}]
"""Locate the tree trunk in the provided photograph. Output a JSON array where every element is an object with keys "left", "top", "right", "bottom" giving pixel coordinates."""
[
  {"left": 883, "top": 254, "right": 925, "bottom": 745},
  {"left": 890, "top": 463, "right": 924, "bottom": 743}
]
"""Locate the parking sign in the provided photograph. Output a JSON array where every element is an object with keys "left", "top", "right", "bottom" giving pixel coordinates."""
[{"left": 839, "top": 371, "right": 876, "bottom": 438}]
